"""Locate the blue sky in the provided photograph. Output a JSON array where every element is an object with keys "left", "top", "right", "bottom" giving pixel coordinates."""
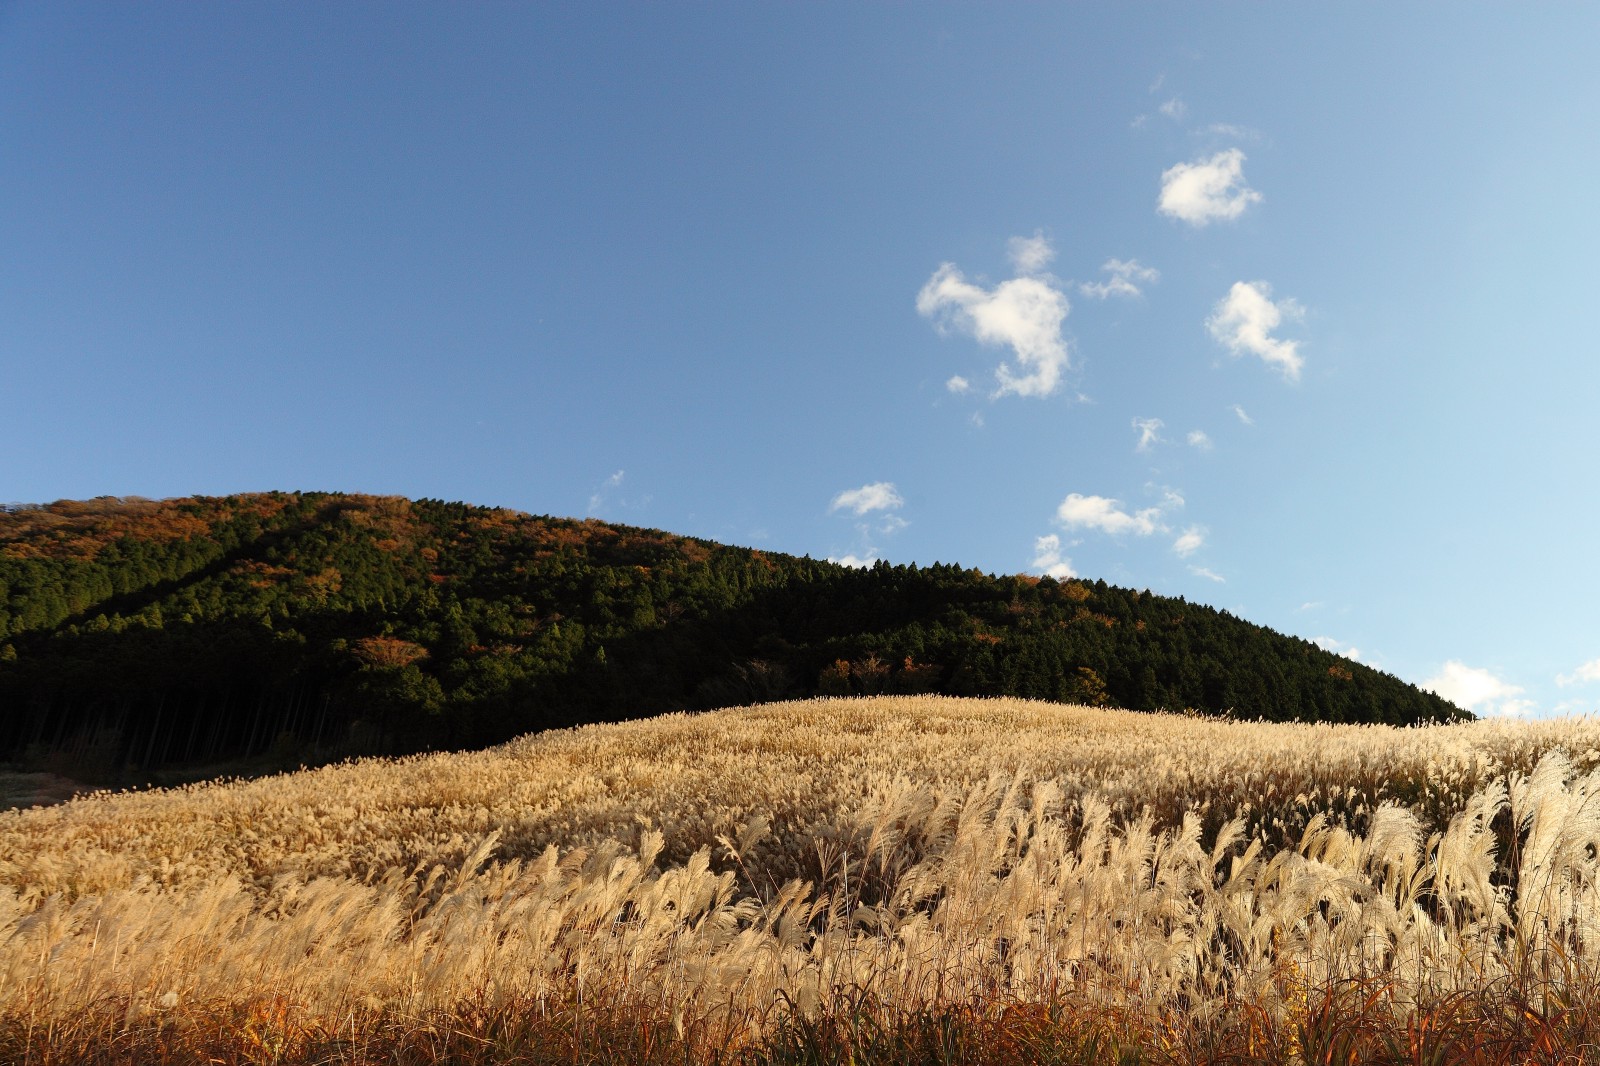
[{"left": 4, "top": 4, "right": 1599, "bottom": 718}]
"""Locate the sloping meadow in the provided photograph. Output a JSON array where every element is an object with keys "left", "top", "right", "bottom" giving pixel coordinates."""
[{"left": 5, "top": 696, "right": 1600, "bottom": 1064}]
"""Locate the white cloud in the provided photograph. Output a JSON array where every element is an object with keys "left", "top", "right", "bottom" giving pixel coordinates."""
[
  {"left": 1312, "top": 635, "right": 1362, "bottom": 662},
  {"left": 829, "top": 481, "right": 904, "bottom": 516},
  {"left": 1557, "top": 657, "right": 1600, "bottom": 687},
  {"left": 1131, "top": 417, "right": 1165, "bottom": 453},
  {"left": 917, "top": 240, "right": 1072, "bottom": 398},
  {"left": 1159, "top": 96, "right": 1187, "bottom": 120},
  {"left": 1189, "top": 566, "right": 1225, "bottom": 583},
  {"left": 1298, "top": 601, "right": 1324, "bottom": 612},
  {"left": 1158, "top": 148, "right": 1262, "bottom": 226},
  {"left": 829, "top": 484, "right": 907, "bottom": 568},
  {"left": 1206, "top": 281, "right": 1305, "bottom": 380},
  {"left": 588, "top": 470, "right": 627, "bottom": 513},
  {"left": 829, "top": 554, "right": 875, "bottom": 569},
  {"left": 1007, "top": 231, "right": 1056, "bottom": 276},
  {"left": 1424, "top": 660, "right": 1529, "bottom": 717},
  {"left": 1056, "top": 493, "right": 1164, "bottom": 537},
  {"left": 1157, "top": 486, "right": 1185, "bottom": 510},
  {"left": 1200, "top": 123, "right": 1261, "bottom": 141},
  {"left": 1031, "top": 534, "right": 1077, "bottom": 579},
  {"left": 945, "top": 375, "right": 970, "bottom": 394},
  {"left": 1231, "top": 404, "right": 1254, "bottom": 425},
  {"left": 1173, "top": 526, "right": 1205, "bottom": 557},
  {"left": 1079, "top": 258, "right": 1159, "bottom": 300},
  {"left": 1187, "top": 429, "right": 1212, "bottom": 450}
]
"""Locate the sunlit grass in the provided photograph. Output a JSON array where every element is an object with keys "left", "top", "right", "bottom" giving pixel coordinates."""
[{"left": 5, "top": 695, "right": 1600, "bottom": 1064}]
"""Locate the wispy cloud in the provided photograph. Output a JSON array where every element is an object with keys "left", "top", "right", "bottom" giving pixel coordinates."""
[
  {"left": 1199, "top": 122, "right": 1262, "bottom": 142},
  {"left": 1158, "top": 148, "right": 1262, "bottom": 226},
  {"left": 830, "top": 482, "right": 907, "bottom": 566},
  {"left": 1557, "top": 657, "right": 1600, "bottom": 687},
  {"left": 1007, "top": 231, "right": 1056, "bottom": 275},
  {"left": 1173, "top": 526, "right": 1205, "bottom": 557},
  {"left": 829, "top": 554, "right": 875, "bottom": 569},
  {"left": 829, "top": 481, "right": 904, "bottom": 516},
  {"left": 1079, "top": 258, "right": 1159, "bottom": 300},
  {"left": 1231, "top": 404, "right": 1254, "bottom": 425},
  {"left": 1056, "top": 493, "right": 1165, "bottom": 537},
  {"left": 1313, "top": 635, "right": 1362, "bottom": 662},
  {"left": 1207, "top": 281, "right": 1305, "bottom": 380},
  {"left": 917, "top": 236, "right": 1072, "bottom": 398},
  {"left": 1132, "top": 417, "right": 1165, "bottom": 452},
  {"left": 588, "top": 469, "right": 644, "bottom": 515},
  {"left": 1424, "top": 660, "right": 1531, "bottom": 717},
  {"left": 1187, "top": 429, "right": 1212, "bottom": 450},
  {"left": 1189, "top": 566, "right": 1225, "bottom": 583},
  {"left": 945, "top": 375, "right": 971, "bottom": 394},
  {"left": 1031, "top": 534, "right": 1077, "bottom": 579},
  {"left": 1159, "top": 96, "right": 1187, "bottom": 121}
]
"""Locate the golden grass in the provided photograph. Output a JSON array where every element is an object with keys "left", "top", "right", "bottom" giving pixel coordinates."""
[{"left": 5, "top": 695, "right": 1600, "bottom": 1064}]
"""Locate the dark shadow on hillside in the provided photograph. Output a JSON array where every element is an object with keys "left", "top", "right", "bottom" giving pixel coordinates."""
[
  {"left": 26, "top": 513, "right": 337, "bottom": 638},
  {"left": 0, "top": 562, "right": 1467, "bottom": 798}
]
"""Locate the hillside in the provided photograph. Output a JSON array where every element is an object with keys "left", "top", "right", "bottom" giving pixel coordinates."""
[
  {"left": 2, "top": 696, "right": 1596, "bottom": 1064},
  {"left": 0, "top": 492, "right": 1464, "bottom": 778}
]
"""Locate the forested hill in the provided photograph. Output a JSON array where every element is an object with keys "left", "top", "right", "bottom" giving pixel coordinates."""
[{"left": 0, "top": 492, "right": 1466, "bottom": 779}]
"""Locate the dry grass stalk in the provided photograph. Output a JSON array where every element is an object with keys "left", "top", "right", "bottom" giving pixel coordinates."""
[{"left": 5, "top": 695, "right": 1600, "bottom": 1064}]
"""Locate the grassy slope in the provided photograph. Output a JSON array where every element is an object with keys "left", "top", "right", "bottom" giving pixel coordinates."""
[
  {"left": 5, "top": 696, "right": 1600, "bottom": 1064},
  {"left": 0, "top": 695, "right": 1580, "bottom": 894}
]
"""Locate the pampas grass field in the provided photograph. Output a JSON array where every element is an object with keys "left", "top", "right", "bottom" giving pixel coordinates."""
[{"left": 6, "top": 695, "right": 1600, "bottom": 1064}]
